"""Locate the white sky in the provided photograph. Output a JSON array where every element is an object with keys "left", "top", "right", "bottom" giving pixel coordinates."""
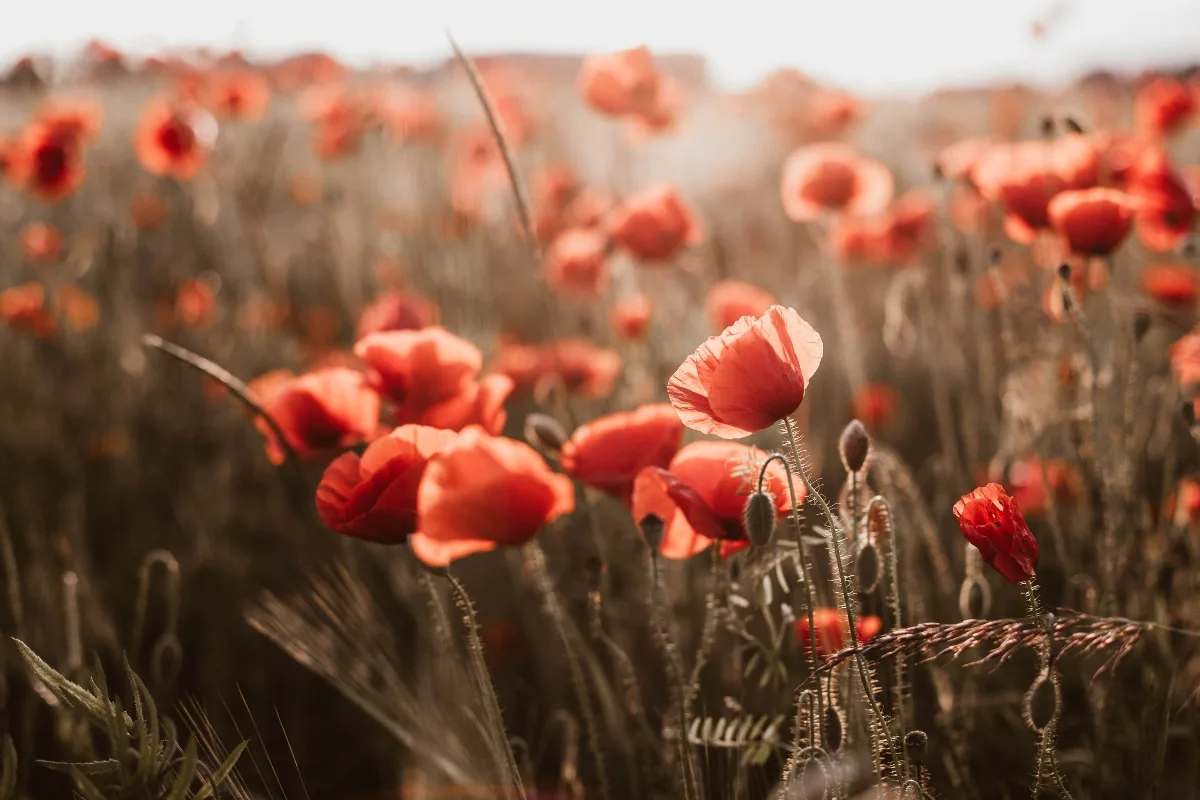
[{"left": 6, "top": 0, "right": 1200, "bottom": 95}]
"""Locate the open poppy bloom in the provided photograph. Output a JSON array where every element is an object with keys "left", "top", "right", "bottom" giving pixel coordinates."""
[
  {"left": 543, "top": 228, "right": 610, "bottom": 299},
  {"left": 560, "top": 404, "right": 682, "bottom": 501},
  {"left": 1125, "top": 147, "right": 1196, "bottom": 253},
  {"left": 831, "top": 189, "right": 936, "bottom": 266},
  {"left": 8, "top": 120, "right": 87, "bottom": 202},
  {"left": 134, "top": 97, "right": 215, "bottom": 180},
  {"left": 609, "top": 292, "right": 652, "bottom": 342},
  {"left": 577, "top": 46, "right": 661, "bottom": 117},
  {"left": 1047, "top": 188, "right": 1136, "bottom": 256},
  {"left": 409, "top": 427, "right": 576, "bottom": 567},
  {"left": 0, "top": 282, "right": 58, "bottom": 338},
  {"left": 668, "top": 305, "right": 823, "bottom": 439},
  {"left": 972, "top": 136, "right": 1100, "bottom": 244},
  {"left": 20, "top": 222, "right": 62, "bottom": 263},
  {"left": 207, "top": 69, "right": 271, "bottom": 121},
  {"left": 254, "top": 367, "right": 381, "bottom": 464},
  {"left": 952, "top": 483, "right": 1039, "bottom": 583},
  {"left": 493, "top": 336, "right": 623, "bottom": 399},
  {"left": 780, "top": 143, "right": 894, "bottom": 222},
  {"left": 316, "top": 424, "right": 457, "bottom": 544},
  {"left": 1134, "top": 76, "right": 1196, "bottom": 138},
  {"left": 706, "top": 280, "right": 776, "bottom": 333},
  {"left": 631, "top": 440, "right": 798, "bottom": 559},
  {"left": 355, "top": 289, "right": 439, "bottom": 339},
  {"left": 1141, "top": 263, "right": 1198, "bottom": 307},
  {"left": 607, "top": 184, "right": 703, "bottom": 263},
  {"left": 412, "top": 373, "right": 513, "bottom": 434},
  {"left": 1170, "top": 325, "right": 1200, "bottom": 388},
  {"left": 794, "top": 608, "right": 883, "bottom": 659}
]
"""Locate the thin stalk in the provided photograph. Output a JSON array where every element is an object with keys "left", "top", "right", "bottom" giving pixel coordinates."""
[
  {"left": 784, "top": 416, "right": 897, "bottom": 780},
  {"left": 865, "top": 495, "right": 908, "bottom": 775},
  {"left": 445, "top": 573, "right": 525, "bottom": 798},
  {"left": 686, "top": 547, "right": 721, "bottom": 716}
]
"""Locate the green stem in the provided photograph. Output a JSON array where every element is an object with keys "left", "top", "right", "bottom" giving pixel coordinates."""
[
  {"left": 647, "top": 553, "right": 700, "bottom": 800},
  {"left": 865, "top": 494, "right": 908, "bottom": 777}
]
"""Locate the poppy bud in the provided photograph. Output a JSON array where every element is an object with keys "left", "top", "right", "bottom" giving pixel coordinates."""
[
  {"left": 743, "top": 491, "right": 777, "bottom": 546},
  {"left": 856, "top": 539, "right": 881, "bottom": 594},
  {"left": 822, "top": 705, "right": 844, "bottom": 753},
  {"left": 1182, "top": 399, "right": 1197, "bottom": 425},
  {"left": 1024, "top": 672, "right": 1060, "bottom": 732},
  {"left": 1056, "top": 262, "right": 1072, "bottom": 282},
  {"left": 1041, "top": 115, "right": 1055, "bottom": 137},
  {"left": 639, "top": 513, "right": 665, "bottom": 552},
  {"left": 1062, "top": 116, "right": 1085, "bottom": 134},
  {"left": 524, "top": 412, "right": 569, "bottom": 453},
  {"left": 904, "top": 729, "right": 928, "bottom": 762},
  {"left": 839, "top": 419, "right": 872, "bottom": 473},
  {"left": 1132, "top": 310, "right": 1152, "bottom": 342},
  {"left": 931, "top": 162, "right": 944, "bottom": 181},
  {"left": 988, "top": 245, "right": 1004, "bottom": 265}
]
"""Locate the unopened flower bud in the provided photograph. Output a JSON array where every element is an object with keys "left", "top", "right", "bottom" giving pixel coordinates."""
[
  {"left": 904, "top": 730, "right": 929, "bottom": 762},
  {"left": 1057, "top": 262, "right": 1072, "bottom": 282},
  {"left": 839, "top": 419, "right": 872, "bottom": 473},
  {"left": 822, "top": 706, "right": 845, "bottom": 753},
  {"left": 856, "top": 539, "right": 881, "bottom": 594},
  {"left": 524, "top": 412, "right": 568, "bottom": 453},
  {"left": 1132, "top": 310, "right": 1152, "bottom": 342},
  {"left": 743, "top": 491, "right": 777, "bottom": 546},
  {"left": 1063, "top": 116, "right": 1085, "bottom": 134},
  {"left": 639, "top": 513, "right": 665, "bottom": 552}
]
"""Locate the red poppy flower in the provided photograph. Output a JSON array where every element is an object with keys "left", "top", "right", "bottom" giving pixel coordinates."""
[
  {"left": 543, "top": 228, "right": 610, "bottom": 299},
  {"left": 624, "top": 75, "right": 684, "bottom": 142},
  {"left": 631, "top": 441, "right": 798, "bottom": 559},
  {"left": 1006, "top": 456, "right": 1079, "bottom": 517},
  {"left": 355, "top": 289, "right": 439, "bottom": 339},
  {"left": 852, "top": 382, "right": 897, "bottom": 430},
  {"left": 560, "top": 404, "right": 682, "bottom": 500},
  {"left": 8, "top": 121, "right": 86, "bottom": 203},
  {"left": 55, "top": 283, "right": 100, "bottom": 332},
  {"left": 972, "top": 137, "right": 1100, "bottom": 244},
  {"left": 949, "top": 184, "right": 989, "bottom": 234},
  {"left": 706, "top": 281, "right": 776, "bottom": 334},
  {"left": 935, "top": 137, "right": 992, "bottom": 183},
  {"left": 493, "top": 337, "right": 623, "bottom": 399},
  {"left": 608, "top": 184, "right": 703, "bottom": 263},
  {"left": 1171, "top": 326, "right": 1200, "bottom": 388},
  {"left": 413, "top": 373, "right": 513, "bottom": 435},
  {"left": 1135, "top": 77, "right": 1196, "bottom": 138},
  {"left": 952, "top": 483, "right": 1039, "bottom": 583},
  {"left": 254, "top": 368, "right": 381, "bottom": 464},
  {"left": 1141, "top": 263, "right": 1198, "bottom": 307},
  {"left": 1047, "top": 188, "right": 1136, "bottom": 256},
  {"left": 668, "top": 305, "right": 823, "bottom": 439},
  {"left": 373, "top": 84, "right": 445, "bottom": 144},
  {"left": 354, "top": 327, "right": 483, "bottom": 410},
  {"left": 1125, "top": 147, "right": 1196, "bottom": 253},
  {"left": 780, "top": 143, "right": 894, "bottom": 222},
  {"left": 134, "top": 97, "right": 214, "bottom": 180},
  {"left": 832, "top": 190, "right": 937, "bottom": 265},
  {"left": 531, "top": 163, "right": 580, "bottom": 242},
  {"left": 130, "top": 192, "right": 168, "bottom": 229},
  {"left": 794, "top": 608, "right": 883, "bottom": 658},
  {"left": 207, "top": 69, "right": 271, "bottom": 121},
  {"left": 577, "top": 46, "right": 661, "bottom": 117},
  {"left": 409, "top": 427, "right": 576, "bottom": 566},
  {"left": 34, "top": 98, "right": 104, "bottom": 144},
  {"left": 1173, "top": 477, "right": 1200, "bottom": 525},
  {"left": 610, "top": 293, "right": 652, "bottom": 342},
  {"left": 0, "top": 282, "right": 57, "bottom": 338},
  {"left": 316, "top": 424, "right": 457, "bottom": 544},
  {"left": 299, "top": 84, "right": 368, "bottom": 160},
  {"left": 810, "top": 89, "right": 865, "bottom": 137},
  {"left": 20, "top": 222, "right": 62, "bottom": 263},
  {"left": 173, "top": 279, "right": 216, "bottom": 328}
]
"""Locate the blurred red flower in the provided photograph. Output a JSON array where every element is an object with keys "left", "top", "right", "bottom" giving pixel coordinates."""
[
  {"left": 55, "top": 283, "right": 100, "bottom": 332},
  {"left": 631, "top": 441, "right": 797, "bottom": 559},
  {"left": 531, "top": 163, "right": 580, "bottom": 242},
  {"left": 316, "top": 424, "right": 457, "bottom": 544},
  {"left": 0, "top": 282, "right": 57, "bottom": 338},
  {"left": 706, "top": 280, "right": 776, "bottom": 333},
  {"left": 577, "top": 46, "right": 661, "bottom": 117},
  {"left": 1006, "top": 456, "right": 1080, "bottom": 517},
  {"left": 175, "top": 279, "right": 217, "bottom": 328},
  {"left": 609, "top": 293, "right": 653, "bottom": 342},
  {"left": 355, "top": 326, "right": 481, "bottom": 409},
  {"left": 1047, "top": 188, "right": 1136, "bottom": 256},
  {"left": 207, "top": 69, "right": 271, "bottom": 121},
  {"left": 831, "top": 190, "right": 936, "bottom": 265},
  {"left": 134, "top": 97, "right": 214, "bottom": 180},
  {"left": 668, "top": 305, "right": 823, "bottom": 439},
  {"left": 33, "top": 97, "right": 104, "bottom": 144},
  {"left": 608, "top": 184, "right": 703, "bottom": 263},
  {"left": 20, "top": 222, "right": 62, "bottom": 263},
  {"left": 1125, "top": 147, "right": 1196, "bottom": 253},
  {"left": 1170, "top": 325, "right": 1200, "bottom": 388},
  {"left": 780, "top": 143, "right": 893, "bottom": 222},
  {"left": 1141, "top": 263, "right": 1198, "bottom": 307},
  {"left": 8, "top": 120, "right": 87, "bottom": 202},
  {"left": 560, "top": 404, "right": 682, "bottom": 501},
  {"left": 493, "top": 336, "right": 623, "bottom": 399},
  {"left": 1134, "top": 76, "right": 1196, "bottom": 138},
  {"left": 935, "top": 137, "right": 992, "bottom": 183},
  {"left": 254, "top": 368, "right": 381, "bottom": 464},
  {"left": 130, "top": 192, "right": 168, "bottom": 229},
  {"left": 355, "top": 289, "right": 439, "bottom": 339},
  {"left": 794, "top": 608, "right": 882, "bottom": 659},
  {"left": 952, "top": 483, "right": 1039, "bottom": 583},
  {"left": 852, "top": 382, "right": 897, "bottom": 431},
  {"left": 543, "top": 227, "right": 610, "bottom": 299},
  {"left": 409, "top": 427, "right": 575, "bottom": 566}
]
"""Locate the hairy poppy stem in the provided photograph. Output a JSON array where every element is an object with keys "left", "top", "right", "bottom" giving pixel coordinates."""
[
  {"left": 865, "top": 495, "right": 909, "bottom": 777},
  {"left": 685, "top": 546, "right": 720, "bottom": 718},
  {"left": 783, "top": 416, "right": 898, "bottom": 780},
  {"left": 444, "top": 572, "right": 526, "bottom": 798}
]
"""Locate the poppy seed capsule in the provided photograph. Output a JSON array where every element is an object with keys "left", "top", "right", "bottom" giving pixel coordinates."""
[
  {"left": 639, "top": 513, "right": 665, "bottom": 552},
  {"left": 743, "top": 491, "right": 776, "bottom": 546},
  {"left": 856, "top": 539, "right": 881, "bottom": 594},
  {"left": 822, "top": 706, "right": 845, "bottom": 753},
  {"left": 1024, "top": 672, "right": 1060, "bottom": 731},
  {"left": 904, "top": 730, "right": 929, "bottom": 761},
  {"left": 523, "top": 412, "right": 569, "bottom": 453},
  {"left": 839, "top": 419, "right": 871, "bottom": 473}
]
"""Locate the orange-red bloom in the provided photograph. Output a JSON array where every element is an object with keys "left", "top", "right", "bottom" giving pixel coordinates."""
[
  {"left": 831, "top": 190, "right": 936, "bottom": 265},
  {"left": 794, "top": 608, "right": 882, "bottom": 658},
  {"left": 1170, "top": 325, "right": 1200, "bottom": 388},
  {"left": 1006, "top": 456, "right": 1079, "bottom": 517},
  {"left": 134, "top": 97, "right": 214, "bottom": 180},
  {"left": 780, "top": 143, "right": 893, "bottom": 222},
  {"left": 493, "top": 337, "right": 623, "bottom": 399},
  {"left": 175, "top": 279, "right": 217, "bottom": 328},
  {"left": 609, "top": 293, "right": 652, "bottom": 342},
  {"left": 852, "top": 382, "right": 897, "bottom": 431},
  {"left": 207, "top": 69, "right": 271, "bottom": 121},
  {"left": 560, "top": 404, "right": 682, "bottom": 500},
  {"left": 1125, "top": 147, "right": 1196, "bottom": 253},
  {"left": 355, "top": 326, "right": 480, "bottom": 408},
  {"left": 1141, "top": 263, "right": 1198, "bottom": 307},
  {"left": 373, "top": 84, "right": 445, "bottom": 144},
  {"left": 409, "top": 428, "right": 575, "bottom": 566},
  {"left": 355, "top": 289, "right": 439, "bottom": 340},
  {"left": 55, "top": 283, "right": 100, "bottom": 331},
  {"left": 1135, "top": 76, "right": 1196, "bottom": 138},
  {"left": 631, "top": 441, "right": 798, "bottom": 559},
  {"left": 8, "top": 121, "right": 86, "bottom": 203},
  {"left": 20, "top": 222, "right": 62, "bottom": 263},
  {"left": 316, "top": 424, "right": 457, "bottom": 544},
  {"left": 706, "top": 280, "right": 776, "bottom": 334},
  {"left": 1047, "top": 188, "right": 1136, "bottom": 256},
  {"left": 577, "top": 47, "right": 661, "bottom": 117},
  {"left": 543, "top": 228, "right": 610, "bottom": 299},
  {"left": 0, "top": 282, "right": 57, "bottom": 338},
  {"left": 254, "top": 368, "right": 381, "bottom": 464},
  {"left": 608, "top": 184, "right": 703, "bottom": 263},
  {"left": 668, "top": 305, "right": 823, "bottom": 439},
  {"left": 952, "top": 483, "right": 1039, "bottom": 583}
]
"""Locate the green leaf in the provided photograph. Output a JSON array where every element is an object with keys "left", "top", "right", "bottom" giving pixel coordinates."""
[
  {"left": 164, "top": 738, "right": 198, "bottom": 800},
  {"left": 69, "top": 769, "right": 111, "bottom": 800},
  {"left": 37, "top": 758, "right": 120, "bottom": 776},
  {"left": 194, "top": 740, "right": 249, "bottom": 799},
  {"left": 0, "top": 736, "right": 18, "bottom": 800}
]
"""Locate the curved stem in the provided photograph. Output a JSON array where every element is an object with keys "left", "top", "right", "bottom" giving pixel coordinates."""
[{"left": 784, "top": 416, "right": 897, "bottom": 779}]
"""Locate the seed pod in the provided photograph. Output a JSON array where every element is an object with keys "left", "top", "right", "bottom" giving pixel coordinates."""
[
  {"left": 1024, "top": 672, "right": 1060, "bottom": 732},
  {"left": 856, "top": 539, "right": 881, "bottom": 594},
  {"left": 524, "top": 412, "right": 569, "bottom": 453},
  {"left": 639, "top": 513, "right": 665, "bottom": 552},
  {"left": 743, "top": 491, "right": 776, "bottom": 546},
  {"left": 822, "top": 705, "right": 844, "bottom": 753},
  {"left": 1132, "top": 310, "right": 1152, "bottom": 342},
  {"left": 904, "top": 730, "right": 929, "bottom": 763},
  {"left": 839, "top": 419, "right": 872, "bottom": 473}
]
